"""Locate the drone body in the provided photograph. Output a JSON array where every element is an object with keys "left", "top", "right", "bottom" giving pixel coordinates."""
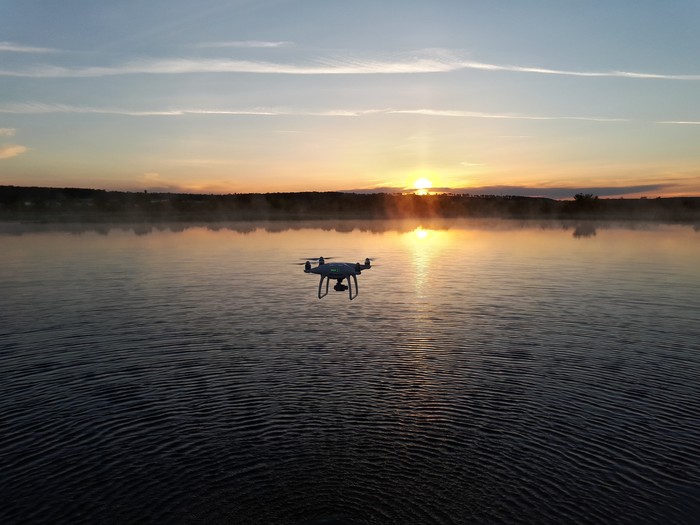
[{"left": 303, "top": 257, "right": 372, "bottom": 300}]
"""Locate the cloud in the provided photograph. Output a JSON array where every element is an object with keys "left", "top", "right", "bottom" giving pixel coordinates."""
[
  {"left": 342, "top": 184, "right": 672, "bottom": 198},
  {"left": 0, "top": 103, "right": 284, "bottom": 116},
  {"left": 0, "top": 102, "right": 635, "bottom": 122},
  {"left": 453, "top": 184, "right": 671, "bottom": 198},
  {"left": 138, "top": 172, "right": 235, "bottom": 194},
  {"left": 0, "top": 102, "right": 388, "bottom": 118},
  {"left": 0, "top": 57, "right": 458, "bottom": 77},
  {"left": 656, "top": 120, "right": 700, "bottom": 125},
  {"left": 0, "top": 102, "right": 692, "bottom": 127},
  {"left": 0, "top": 144, "right": 28, "bottom": 159},
  {"left": 140, "top": 172, "right": 184, "bottom": 192},
  {"left": 0, "top": 41, "right": 57, "bottom": 53},
  {"left": 195, "top": 40, "right": 291, "bottom": 48},
  {"left": 6, "top": 102, "right": 698, "bottom": 127},
  {"left": 388, "top": 109, "right": 631, "bottom": 122},
  {"left": 2, "top": 49, "right": 699, "bottom": 79},
  {"left": 10, "top": 102, "right": 693, "bottom": 124},
  {"left": 464, "top": 62, "right": 700, "bottom": 80},
  {"left": 0, "top": 102, "right": 185, "bottom": 116},
  {"left": 343, "top": 186, "right": 407, "bottom": 194}
]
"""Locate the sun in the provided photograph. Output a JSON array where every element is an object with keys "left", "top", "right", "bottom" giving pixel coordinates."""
[
  {"left": 414, "top": 177, "right": 432, "bottom": 190},
  {"left": 413, "top": 177, "right": 433, "bottom": 195},
  {"left": 414, "top": 226, "right": 429, "bottom": 239}
]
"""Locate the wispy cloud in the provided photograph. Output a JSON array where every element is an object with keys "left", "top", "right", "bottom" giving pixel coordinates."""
[
  {"left": 187, "top": 108, "right": 385, "bottom": 117},
  {"left": 138, "top": 172, "right": 236, "bottom": 194},
  {"left": 0, "top": 103, "right": 386, "bottom": 117},
  {"left": 463, "top": 62, "right": 700, "bottom": 80},
  {"left": 0, "top": 128, "right": 16, "bottom": 136},
  {"left": 2, "top": 49, "right": 699, "bottom": 79},
  {"left": 0, "top": 144, "right": 28, "bottom": 159},
  {"left": 0, "top": 57, "right": 458, "bottom": 77},
  {"left": 0, "top": 102, "right": 693, "bottom": 125},
  {"left": 0, "top": 41, "right": 57, "bottom": 53},
  {"left": 656, "top": 120, "right": 700, "bottom": 125},
  {"left": 0, "top": 103, "right": 183, "bottom": 116},
  {"left": 453, "top": 184, "right": 671, "bottom": 198},
  {"left": 195, "top": 40, "right": 291, "bottom": 49},
  {"left": 343, "top": 183, "right": 672, "bottom": 198},
  {"left": 388, "top": 109, "right": 631, "bottom": 122},
  {"left": 0, "top": 103, "right": 280, "bottom": 116}
]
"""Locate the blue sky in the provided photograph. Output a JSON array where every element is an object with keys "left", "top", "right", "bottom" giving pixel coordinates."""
[{"left": 1, "top": 0, "right": 700, "bottom": 196}]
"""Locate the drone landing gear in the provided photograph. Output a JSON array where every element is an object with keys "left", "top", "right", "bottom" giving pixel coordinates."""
[{"left": 318, "top": 275, "right": 359, "bottom": 300}]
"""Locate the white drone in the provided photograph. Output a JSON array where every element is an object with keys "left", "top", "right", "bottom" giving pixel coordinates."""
[{"left": 301, "top": 257, "right": 372, "bottom": 300}]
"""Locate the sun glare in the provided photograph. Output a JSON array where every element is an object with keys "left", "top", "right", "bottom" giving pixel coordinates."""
[
  {"left": 413, "top": 177, "right": 433, "bottom": 196},
  {"left": 414, "top": 227, "right": 430, "bottom": 240},
  {"left": 414, "top": 178, "right": 432, "bottom": 190}
]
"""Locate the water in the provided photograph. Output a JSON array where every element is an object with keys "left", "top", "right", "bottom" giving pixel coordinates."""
[{"left": 2, "top": 219, "right": 700, "bottom": 524}]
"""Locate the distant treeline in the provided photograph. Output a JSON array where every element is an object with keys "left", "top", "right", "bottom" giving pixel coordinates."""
[{"left": 1, "top": 185, "right": 700, "bottom": 223}]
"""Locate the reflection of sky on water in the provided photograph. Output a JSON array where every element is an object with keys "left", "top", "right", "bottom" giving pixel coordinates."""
[
  {"left": 4, "top": 219, "right": 700, "bottom": 288},
  {"left": 2, "top": 219, "right": 700, "bottom": 524}
]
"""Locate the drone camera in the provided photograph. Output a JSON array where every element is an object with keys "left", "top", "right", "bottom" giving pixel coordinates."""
[{"left": 333, "top": 280, "right": 348, "bottom": 292}]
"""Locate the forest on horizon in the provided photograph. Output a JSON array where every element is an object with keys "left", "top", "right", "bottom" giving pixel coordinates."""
[{"left": 2, "top": 185, "right": 700, "bottom": 223}]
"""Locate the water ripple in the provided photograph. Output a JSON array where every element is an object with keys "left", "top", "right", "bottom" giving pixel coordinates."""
[{"left": 1, "top": 223, "right": 700, "bottom": 524}]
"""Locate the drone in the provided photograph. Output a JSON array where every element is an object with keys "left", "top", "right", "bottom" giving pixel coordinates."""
[{"left": 301, "top": 256, "right": 372, "bottom": 300}]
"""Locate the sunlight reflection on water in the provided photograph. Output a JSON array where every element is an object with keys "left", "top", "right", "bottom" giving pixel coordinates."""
[{"left": 1, "top": 219, "right": 700, "bottom": 524}]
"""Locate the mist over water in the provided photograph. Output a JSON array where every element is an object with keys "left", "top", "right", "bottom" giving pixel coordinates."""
[{"left": 2, "top": 220, "right": 700, "bottom": 524}]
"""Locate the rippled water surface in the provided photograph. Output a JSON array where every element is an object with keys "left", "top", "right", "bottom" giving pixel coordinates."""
[{"left": 2, "top": 220, "right": 700, "bottom": 524}]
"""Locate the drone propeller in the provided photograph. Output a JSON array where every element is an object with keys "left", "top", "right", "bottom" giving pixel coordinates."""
[
  {"left": 293, "top": 256, "right": 337, "bottom": 266},
  {"left": 358, "top": 257, "right": 380, "bottom": 268}
]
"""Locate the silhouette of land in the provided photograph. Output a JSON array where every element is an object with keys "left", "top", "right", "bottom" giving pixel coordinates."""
[{"left": 2, "top": 185, "right": 699, "bottom": 223}]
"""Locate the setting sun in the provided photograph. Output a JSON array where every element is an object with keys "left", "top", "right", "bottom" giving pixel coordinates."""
[
  {"left": 414, "top": 178, "right": 433, "bottom": 190},
  {"left": 414, "top": 226, "right": 429, "bottom": 239},
  {"left": 413, "top": 178, "right": 433, "bottom": 195}
]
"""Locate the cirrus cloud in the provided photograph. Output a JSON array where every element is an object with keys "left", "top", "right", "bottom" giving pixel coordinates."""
[
  {"left": 1, "top": 48, "right": 699, "bottom": 79},
  {"left": 1, "top": 102, "right": 696, "bottom": 126},
  {"left": 194, "top": 40, "right": 292, "bottom": 49},
  {"left": 0, "top": 41, "right": 57, "bottom": 53}
]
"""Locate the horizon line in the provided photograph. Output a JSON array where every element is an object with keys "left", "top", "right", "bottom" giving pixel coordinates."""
[{"left": 3, "top": 183, "right": 695, "bottom": 200}]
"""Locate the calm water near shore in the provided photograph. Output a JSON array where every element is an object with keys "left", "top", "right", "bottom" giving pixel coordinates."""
[{"left": 2, "top": 219, "right": 699, "bottom": 524}]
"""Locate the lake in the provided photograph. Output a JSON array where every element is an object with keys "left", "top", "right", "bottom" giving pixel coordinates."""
[{"left": 2, "top": 219, "right": 699, "bottom": 524}]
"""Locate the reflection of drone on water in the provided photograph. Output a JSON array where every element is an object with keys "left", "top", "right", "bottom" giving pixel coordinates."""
[{"left": 300, "top": 257, "right": 373, "bottom": 300}]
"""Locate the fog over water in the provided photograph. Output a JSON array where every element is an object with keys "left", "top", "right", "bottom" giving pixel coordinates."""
[{"left": 2, "top": 220, "right": 699, "bottom": 524}]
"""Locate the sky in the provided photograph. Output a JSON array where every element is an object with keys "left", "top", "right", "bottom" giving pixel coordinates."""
[{"left": 1, "top": 0, "right": 700, "bottom": 197}]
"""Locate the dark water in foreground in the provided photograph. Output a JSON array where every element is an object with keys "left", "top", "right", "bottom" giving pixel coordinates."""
[{"left": 2, "top": 220, "right": 700, "bottom": 524}]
